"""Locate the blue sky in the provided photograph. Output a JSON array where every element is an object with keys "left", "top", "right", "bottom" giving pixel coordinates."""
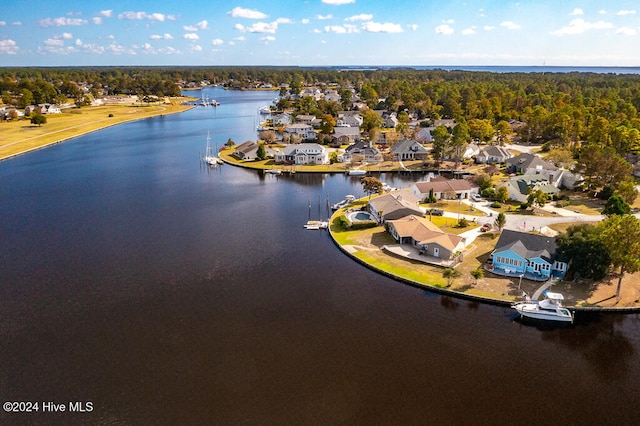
[{"left": 1, "top": 0, "right": 639, "bottom": 67}]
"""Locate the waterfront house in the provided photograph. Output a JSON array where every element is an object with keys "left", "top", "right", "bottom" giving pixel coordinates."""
[
  {"left": 233, "top": 141, "right": 260, "bottom": 161},
  {"left": 476, "top": 146, "right": 512, "bottom": 164},
  {"left": 409, "top": 177, "right": 478, "bottom": 201},
  {"left": 271, "top": 113, "right": 292, "bottom": 126},
  {"left": 489, "top": 229, "right": 567, "bottom": 281},
  {"left": 390, "top": 139, "right": 429, "bottom": 161},
  {"left": 386, "top": 215, "right": 466, "bottom": 262},
  {"left": 275, "top": 143, "right": 329, "bottom": 165},
  {"left": 233, "top": 141, "right": 259, "bottom": 160},
  {"left": 284, "top": 123, "right": 316, "bottom": 141},
  {"left": 339, "top": 140, "right": 383, "bottom": 163},
  {"left": 367, "top": 191, "right": 422, "bottom": 223}
]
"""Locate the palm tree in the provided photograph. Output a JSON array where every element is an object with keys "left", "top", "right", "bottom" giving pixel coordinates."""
[
  {"left": 470, "top": 268, "right": 484, "bottom": 286},
  {"left": 443, "top": 267, "right": 461, "bottom": 287}
]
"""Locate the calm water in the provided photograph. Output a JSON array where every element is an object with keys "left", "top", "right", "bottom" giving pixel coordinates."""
[{"left": 1, "top": 87, "right": 639, "bottom": 425}]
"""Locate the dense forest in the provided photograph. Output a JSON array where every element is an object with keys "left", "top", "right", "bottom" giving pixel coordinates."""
[{"left": 2, "top": 66, "right": 640, "bottom": 182}]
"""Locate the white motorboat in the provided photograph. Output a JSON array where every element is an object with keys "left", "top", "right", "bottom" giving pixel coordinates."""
[
  {"left": 348, "top": 169, "right": 367, "bottom": 176},
  {"left": 265, "top": 169, "right": 282, "bottom": 175},
  {"left": 512, "top": 291, "right": 573, "bottom": 323},
  {"left": 304, "top": 220, "right": 328, "bottom": 230},
  {"left": 331, "top": 194, "right": 356, "bottom": 210}
]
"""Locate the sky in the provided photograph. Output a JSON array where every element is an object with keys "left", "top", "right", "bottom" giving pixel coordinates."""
[{"left": 1, "top": 0, "right": 639, "bottom": 67}]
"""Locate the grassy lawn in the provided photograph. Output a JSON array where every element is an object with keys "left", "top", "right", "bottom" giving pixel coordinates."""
[{"left": 0, "top": 99, "right": 192, "bottom": 160}]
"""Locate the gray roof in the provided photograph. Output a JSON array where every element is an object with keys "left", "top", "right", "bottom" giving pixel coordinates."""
[
  {"left": 391, "top": 138, "right": 428, "bottom": 153},
  {"left": 494, "top": 229, "right": 558, "bottom": 262},
  {"left": 507, "top": 153, "right": 557, "bottom": 171}
]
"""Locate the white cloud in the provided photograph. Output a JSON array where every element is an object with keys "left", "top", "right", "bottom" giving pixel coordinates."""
[
  {"left": 62, "top": 32, "right": 73, "bottom": 39},
  {"left": 462, "top": 26, "right": 476, "bottom": 35},
  {"left": 38, "top": 17, "right": 88, "bottom": 27},
  {"left": 191, "top": 45, "right": 203, "bottom": 52},
  {"left": 616, "top": 27, "right": 636, "bottom": 36},
  {"left": 185, "top": 20, "right": 209, "bottom": 31},
  {"left": 409, "top": 24, "right": 418, "bottom": 31},
  {"left": 346, "top": 14, "right": 373, "bottom": 22},
  {"left": 275, "top": 18, "right": 292, "bottom": 24},
  {"left": 484, "top": 25, "right": 496, "bottom": 31},
  {"left": 599, "top": 10, "right": 607, "bottom": 15},
  {"left": 617, "top": 10, "right": 637, "bottom": 16},
  {"left": 301, "top": 19, "right": 310, "bottom": 24},
  {"left": 235, "top": 21, "right": 280, "bottom": 33},
  {"left": 260, "top": 36, "right": 276, "bottom": 44},
  {"left": 212, "top": 39, "right": 224, "bottom": 46},
  {"left": 500, "top": 21, "right": 521, "bottom": 30},
  {"left": 324, "top": 24, "right": 359, "bottom": 34},
  {"left": 150, "top": 33, "right": 174, "bottom": 40},
  {"left": 118, "top": 12, "right": 175, "bottom": 22},
  {"left": 234, "top": 36, "right": 246, "bottom": 42},
  {"left": 183, "top": 33, "right": 200, "bottom": 40},
  {"left": 228, "top": 7, "right": 268, "bottom": 19},
  {"left": 93, "top": 17, "right": 102, "bottom": 25},
  {"left": 100, "top": 10, "right": 113, "bottom": 18},
  {"left": 12, "top": 22, "right": 22, "bottom": 26},
  {"left": 435, "top": 24, "right": 454, "bottom": 35},
  {"left": 551, "top": 18, "right": 613, "bottom": 35},
  {"left": 317, "top": 15, "right": 333, "bottom": 20},
  {"left": 322, "top": 0, "right": 355, "bottom": 4},
  {"left": 75, "top": 39, "right": 82, "bottom": 46},
  {"left": 0, "top": 21, "right": 5, "bottom": 26},
  {"left": 362, "top": 22, "right": 403, "bottom": 33},
  {"left": 44, "top": 38, "right": 64, "bottom": 46},
  {"left": 569, "top": 8, "right": 583, "bottom": 16}
]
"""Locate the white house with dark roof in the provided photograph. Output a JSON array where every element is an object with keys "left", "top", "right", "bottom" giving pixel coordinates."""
[
  {"left": 390, "top": 139, "right": 429, "bottom": 160},
  {"left": 275, "top": 143, "right": 328, "bottom": 165},
  {"left": 410, "top": 177, "right": 478, "bottom": 201},
  {"left": 233, "top": 141, "right": 260, "bottom": 160},
  {"left": 476, "top": 146, "right": 513, "bottom": 164},
  {"left": 339, "top": 140, "right": 383, "bottom": 163},
  {"left": 284, "top": 123, "right": 316, "bottom": 140}
]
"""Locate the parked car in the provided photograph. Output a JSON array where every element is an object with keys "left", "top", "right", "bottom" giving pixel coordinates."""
[
  {"left": 471, "top": 193, "right": 482, "bottom": 202},
  {"left": 428, "top": 208, "right": 444, "bottom": 216},
  {"left": 480, "top": 223, "right": 492, "bottom": 232}
]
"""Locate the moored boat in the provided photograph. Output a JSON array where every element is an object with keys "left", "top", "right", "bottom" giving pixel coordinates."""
[
  {"left": 512, "top": 291, "right": 573, "bottom": 323},
  {"left": 304, "top": 220, "right": 328, "bottom": 230}
]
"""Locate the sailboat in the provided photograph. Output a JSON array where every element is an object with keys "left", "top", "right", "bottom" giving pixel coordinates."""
[{"left": 203, "top": 131, "right": 221, "bottom": 166}]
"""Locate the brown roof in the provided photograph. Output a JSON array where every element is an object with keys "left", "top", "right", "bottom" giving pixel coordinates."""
[
  {"left": 388, "top": 215, "right": 464, "bottom": 252},
  {"left": 414, "top": 178, "right": 474, "bottom": 194}
]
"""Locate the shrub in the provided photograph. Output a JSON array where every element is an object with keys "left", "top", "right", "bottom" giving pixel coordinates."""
[
  {"left": 350, "top": 221, "right": 378, "bottom": 230},
  {"left": 108, "top": 113, "right": 114, "bottom": 117},
  {"left": 490, "top": 201, "right": 501, "bottom": 208}
]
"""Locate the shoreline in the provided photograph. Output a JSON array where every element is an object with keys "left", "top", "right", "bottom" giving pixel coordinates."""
[
  {"left": 0, "top": 101, "right": 195, "bottom": 162},
  {"left": 219, "top": 157, "right": 640, "bottom": 312}
]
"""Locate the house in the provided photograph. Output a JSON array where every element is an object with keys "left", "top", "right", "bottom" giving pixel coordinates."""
[
  {"left": 476, "top": 146, "right": 513, "bottom": 164},
  {"left": 332, "top": 126, "right": 361, "bottom": 144},
  {"left": 499, "top": 174, "right": 560, "bottom": 203},
  {"left": 336, "top": 112, "right": 363, "bottom": 128},
  {"left": 386, "top": 215, "right": 466, "bottom": 262},
  {"left": 462, "top": 142, "right": 480, "bottom": 159},
  {"left": 295, "top": 114, "right": 316, "bottom": 125},
  {"left": 433, "top": 119, "right": 456, "bottom": 128},
  {"left": 390, "top": 139, "right": 429, "bottom": 161},
  {"left": 275, "top": 143, "right": 329, "bottom": 165},
  {"left": 383, "top": 114, "right": 398, "bottom": 128},
  {"left": 233, "top": 141, "right": 260, "bottom": 160},
  {"left": 489, "top": 229, "right": 567, "bottom": 281},
  {"left": 409, "top": 177, "right": 478, "bottom": 201},
  {"left": 339, "top": 140, "right": 383, "bottom": 163},
  {"left": 415, "top": 127, "right": 435, "bottom": 143},
  {"left": 367, "top": 191, "right": 423, "bottom": 223},
  {"left": 506, "top": 153, "right": 557, "bottom": 174},
  {"left": 284, "top": 123, "right": 316, "bottom": 140},
  {"left": 505, "top": 152, "right": 581, "bottom": 189},
  {"left": 271, "top": 113, "right": 292, "bottom": 126}
]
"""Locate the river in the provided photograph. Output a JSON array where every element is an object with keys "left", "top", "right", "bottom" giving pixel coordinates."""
[{"left": 1, "top": 86, "right": 639, "bottom": 424}]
